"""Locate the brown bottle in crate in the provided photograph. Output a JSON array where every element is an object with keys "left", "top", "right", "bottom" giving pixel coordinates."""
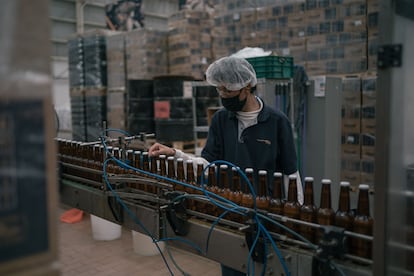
[
  {"left": 256, "top": 170, "right": 270, "bottom": 211},
  {"left": 299, "top": 177, "right": 317, "bottom": 244},
  {"left": 352, "top": 184, "right": 374, "bottom": 259},
  {"left": 316, "top": 179, "right": 336, "bottom": 244},
  {"left": 283, "top": 174, "right": 301, "bottom": 239},
  {"left": 176, "top": 158, "right": 185, "bottom": 192},
  {"left": 269, "top": 172, "right": 284, "bottom": 233},
  {"left": 335, "top": 181, "right": 354, "bottom": 252},
  {"left": 240, "top": 168, "right": 255, "bottom": 218},
  {"left": 167, "top": 156, "right": 176, "bottom": 190},
  {"left": 228, "top": 167, "right": 243, "bottom": 222}
]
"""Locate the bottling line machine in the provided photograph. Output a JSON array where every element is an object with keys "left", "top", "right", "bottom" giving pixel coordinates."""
[{"left": 57, "top": 133, "right": 374, "bottom": 276}]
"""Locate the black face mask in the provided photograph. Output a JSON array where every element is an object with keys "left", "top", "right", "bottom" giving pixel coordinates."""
[{"left": 221, "top": 93, "right": 247, "bottom": 112}]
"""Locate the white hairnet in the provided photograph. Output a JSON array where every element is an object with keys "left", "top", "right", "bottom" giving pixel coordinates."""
[{"left": 205, "top": 56, "right": 257, "bottom": 91}]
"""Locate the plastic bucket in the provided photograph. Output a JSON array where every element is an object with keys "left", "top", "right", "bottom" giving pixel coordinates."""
[
  {"left": 90, "top": 215, "right": 122, "bottom": 241},
  {"left": 131, "top": 230, "right": 165, "bottom": 256}
]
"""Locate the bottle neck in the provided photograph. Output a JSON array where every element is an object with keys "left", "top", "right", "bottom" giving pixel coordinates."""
[
  {"left": 320, "top": 184, "right": 332, "bottom": 208},
  {"left": 357, "top": 189, "right": 370, "bottom": 216},
  {"left": 258, "top": 174, "right": 267, "bottom": 197},
  {"left": 303, "top": 181, "right": 314, "bottom": 205},
  {"left": 272, "top": 177, "right": 283, "bottom": 199},
  {"left": 287, "top": 178, "right": 298, "bottom": 202},
  {"left": 338, "top": 186, "right": 350, "bottom": 212}
]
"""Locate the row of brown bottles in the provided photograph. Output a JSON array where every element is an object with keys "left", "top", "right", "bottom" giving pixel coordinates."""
[{"left": 56, "top": 139, "right": 373, "bottom": 259}]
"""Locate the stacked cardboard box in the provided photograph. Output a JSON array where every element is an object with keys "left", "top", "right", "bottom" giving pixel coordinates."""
[
  {"left": 125, "top": 29, "right": 168, "bottom": 80},
  {"left": 367, "top": 0, "right": 380, "bottom": 71},
  {"left": 360, "top": 74, "right": 377, "bottom": 185},
  {"left": 106, "top": 32, "right": 127, "bottom": 90},
  {"left": 84, "top": 87, "right": 107, "bottom": 142},
  {"left": 168, "top": 10, "right": 214, "bottom": 80},
  {"left": 340, "top": 76, "right": 362, "bottom": 189},
  {"left": 209, "top": 0, "right": 379, "bottom": 77},
  {"left": 338, "top": 74, "right": 377, "bottom": 190}
]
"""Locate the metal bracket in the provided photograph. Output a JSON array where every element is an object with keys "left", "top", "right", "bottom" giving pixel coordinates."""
[{"left": 377, "top": 44, "right": 403, "bottom": 69}]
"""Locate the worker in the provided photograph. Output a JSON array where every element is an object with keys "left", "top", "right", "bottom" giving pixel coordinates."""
[{"left": 148, "top": 56, "right": 303, "bottom": 276}]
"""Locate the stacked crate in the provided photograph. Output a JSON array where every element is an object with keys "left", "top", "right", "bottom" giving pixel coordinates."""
[
  {"left": 68, "top": 35, "right": 86, "bottom": 141},
  {"left": 360, "top": 74, "right": 377, "bottom": 187},
  {"left": 168, "top": 10, "right": 214, "bottom": 80},
  {"left": 367, "top": 0, "right": 380, "bottom": 71},
  {"left": 83, "top": 31, "right": 108, "bottom": 142},
  {"left": 340, "top": 76, "right": 362, "bottom": 189},
  {"left": 106, "top": 32, "right": 127, "bottom": 133},
  {"left": 153, "top": 76, "right": 195, "bottom": 143},
  {"left": 127, "top": 80, "right": 155, "bottom": 136},
  {"left": 125, "top": 29, "right": 168, "bottom": 80}
]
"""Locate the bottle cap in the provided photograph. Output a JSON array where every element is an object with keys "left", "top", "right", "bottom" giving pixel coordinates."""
[
  {"left": 142, "top": 151, "right": 148, "bottom": 155},
  {"left": 220, "top": 164, "right": 228, "bottom": 169},
  {"left": 258, "top": 170, "right": 267, "bottom": 175},
  {"left": 197, "top": 160, "right": 204, "bottom": 165},
  {"left": 177, "top": 157, "right": 183, "bottom": 162},
  {"left": 340, "top": 181, "right": 350, "bottom": 187},
  {"left": 159, "top": 154, "right": 166, "bottom": 159},
  {"left": 273, "top": 172, "right": 282, "bottom": 177},
  {"left": 167, "top": 156, "right": 175, "bottom": 160},
  {"left": 359, "top": 184, "right": 369, "bottom": 190},
  {"left": 289, "top": 174, "right": 297, "bottom": 179},
  {"left": 304, "top": 176, "right": 314, "bottom": 182},
  {"left": 321, "top": 179, "right": 331, "bottom": 184},
  {"left": 245, "top": 168, "right": 254, "bottom": 173},
  {"left": 186, "top": 159, "right": 193, "bottom": 163}
]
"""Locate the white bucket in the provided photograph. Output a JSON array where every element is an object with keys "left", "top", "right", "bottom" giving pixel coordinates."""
[
  {"left": 132, "top": 230, "right": 166, "bottom": 256},
  {"left": 90, "top": 215, "right": 122, "bottom": 241}
]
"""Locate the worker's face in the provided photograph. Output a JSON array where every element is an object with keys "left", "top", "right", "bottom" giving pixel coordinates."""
[{"left": 217, "top": 86, "right": 249, "bottom": 112}]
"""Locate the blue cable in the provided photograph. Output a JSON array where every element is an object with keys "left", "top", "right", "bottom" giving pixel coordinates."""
[{"left": 102, "top": 159, "right": 174, "bottom": 276}]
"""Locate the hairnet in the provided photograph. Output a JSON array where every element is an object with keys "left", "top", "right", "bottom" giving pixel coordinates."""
[{"left": 205, "top": 56, "right": 257, "bottom": 91}]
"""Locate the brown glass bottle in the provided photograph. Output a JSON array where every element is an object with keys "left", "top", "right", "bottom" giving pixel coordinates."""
[
  {"left": 133, "top": 151, "right": 142, "bottom": 190},
  {"left": 148, "top": 155, "right": 158, "bottom": 193},
  {"left": 159, "top": 155, "right": 167, "bottom": 178},
  {"left": 256, "top": 170, "right": 270, "bottom": 211},
  {"left": 141, "top": 152, "right": 150, "bottom": 192},
  {"left": 283, "top": 174, "right": 301, "bottom": 239},
  {"left": 206, "top": 164, "right": 218, "bottom": 216},
  {"left": 352, "top": 184, "right": 374, "bottom": 259},
  {"left": 335, "top": 181, "right": 354, "bottom": 252},
  {"left": 175, "top": 158, "right": 185, "bottom": 192},
  {"left": 218, "top": 165, "right": 231, "bottom": 200},
  {"left": 216, "top": 164, "right": 231, "bottom": 217},
  {"left": 185, "top": 160, "right": 196, "bottom": 210},
  {"left": 269, "top": 172, "right": 284, "bottom": 233},
  {"left": 167, "top": 156, "right": 176, "bottom": 190},
  {"left": 228, "top": 167, "right": 243, "bottom": 222},
  {"left": 299, "top": 177, "right": 317, "bottom": 244},
  {"left": 194, "top": 161, "right": 205, "bottom": 212},
  {"left": 316, "top": 179, "right": 335, "bottom": 244},
  {"left": 240, "top": 168, "right": 254, "bottom": 222}
]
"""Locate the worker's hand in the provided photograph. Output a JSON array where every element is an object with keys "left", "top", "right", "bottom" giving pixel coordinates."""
[{"left": 148, "top": 142, "right": 176, "bottom": 157}]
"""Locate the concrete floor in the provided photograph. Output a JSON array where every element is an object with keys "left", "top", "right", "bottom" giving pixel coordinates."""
[{"left": 58, "top": 206, "right": 221, "bottom": 276}]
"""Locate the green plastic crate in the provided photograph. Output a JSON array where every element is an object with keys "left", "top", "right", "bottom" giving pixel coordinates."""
[{"left": 246, "top": 56, "right": 294, "bottom": 79}]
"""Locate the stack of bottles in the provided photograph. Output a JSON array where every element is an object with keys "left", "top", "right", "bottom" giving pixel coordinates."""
[{"left": 56, "top": 138, "right": 374, "bottom": 260}]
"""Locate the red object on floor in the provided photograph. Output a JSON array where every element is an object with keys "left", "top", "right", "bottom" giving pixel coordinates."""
[{"left": 60, "top": 208, "right": 84, "bottom": 224}]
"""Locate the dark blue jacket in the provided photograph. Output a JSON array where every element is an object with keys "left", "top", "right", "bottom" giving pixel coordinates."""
[{"left": 201, "top": 101, "right": 297, "bottom": 194}]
